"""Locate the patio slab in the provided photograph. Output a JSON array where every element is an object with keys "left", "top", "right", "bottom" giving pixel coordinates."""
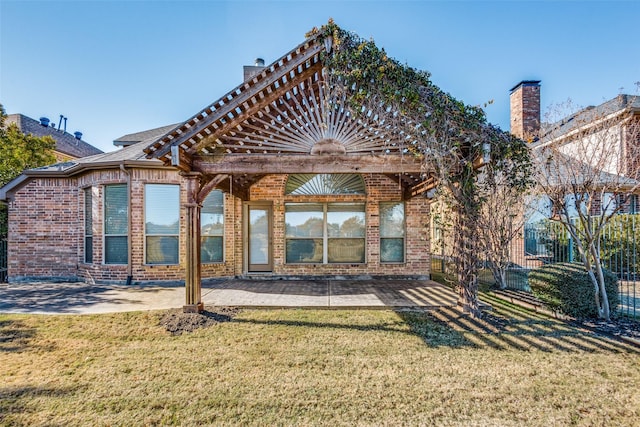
[
  {"left": 0, "top": 279, "right": 459, "bottom": 314},
  {"left": 203, "top": 279, "right": 458, "bottom": 309}
]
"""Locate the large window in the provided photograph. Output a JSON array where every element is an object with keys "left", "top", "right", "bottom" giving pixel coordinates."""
[
  {"left": 104, "top": 184, "right": 128, "bottom": 264},
  {"left": 145, "top": 184, "right": 179, "bottom": 264},
  {"left": 380, "top": 202, "right": 405, "bottom": 263},
  {"left": 285, "top": 203, "right": 365, "bottom": 263},
  {"left": 201, "top": 190, "right": 224, "bottom": 263},
  {"left": 84, "top": 187, "right": 93, "bottom": 263}
]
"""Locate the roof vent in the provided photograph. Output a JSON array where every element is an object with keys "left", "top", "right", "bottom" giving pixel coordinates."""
[
  {"left": 255, "top": 58, "right": 265, "bottom": 67},
  {"left": 74, "top": 131, "right": 83, "bottom": 140},
  {"left": 39, "top": 117, "right": 50, "bottom": 127}
]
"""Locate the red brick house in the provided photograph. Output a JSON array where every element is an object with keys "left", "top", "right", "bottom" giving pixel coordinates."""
[
  {"left": 4, "top": 113, "right": 103, "bottom": 161},
  {"left": 510, "top": 81, "right": 640, "bottom": 216},
  {"left": 1, "top": 33, "right": 436, "bottom": 305}
]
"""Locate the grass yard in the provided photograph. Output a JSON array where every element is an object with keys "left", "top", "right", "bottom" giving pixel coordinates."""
[{"left": 1, "top": 298, "right": 639, "bottom": 426}]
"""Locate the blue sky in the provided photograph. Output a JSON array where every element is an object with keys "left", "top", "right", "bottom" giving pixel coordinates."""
[{"left": 1, "top": 0, "right": 639, "bottom": 153}]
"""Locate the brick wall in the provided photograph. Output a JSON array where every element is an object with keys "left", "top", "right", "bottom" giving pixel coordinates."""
[
  {"left": 8, "top": 169, "right": 431, "bottom": 283},
  {"left": 8, "top": 178, "right": 81, "bottom": 281},
  {"left": 248, "top": 174, "right": 430, "bottom": 277}
]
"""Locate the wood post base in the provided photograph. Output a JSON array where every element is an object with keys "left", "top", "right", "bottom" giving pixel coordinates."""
[{"left": 183, "top": 303, "right": 204, "bottom": 313}]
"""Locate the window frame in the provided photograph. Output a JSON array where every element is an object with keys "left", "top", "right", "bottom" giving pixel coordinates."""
[
  {"left": 144, "top": 184, "right": 180, "bottom": 265},
  {"left": 103, "top": 183, "right": 128, "bottom": 265},
  {"left": 201, "top": 190, "right": 225, "bottom": 264},
  {"left": 83, "top": 187, "right": 93, "bottom": 264},
  {"left": 285, "top": 202, "right": 366, "bottom": 264},
  {"left": 379, "top": 201, "right": 406, "bottom": 263}
]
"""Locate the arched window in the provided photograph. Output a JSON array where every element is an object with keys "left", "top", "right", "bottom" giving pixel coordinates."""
[{"left": 285, "top": 174, "right": 365, "bottom": 195}]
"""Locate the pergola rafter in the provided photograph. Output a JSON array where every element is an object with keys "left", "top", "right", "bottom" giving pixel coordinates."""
[{"left": 144, "top": 31, "right": 440, "bottom": 312}]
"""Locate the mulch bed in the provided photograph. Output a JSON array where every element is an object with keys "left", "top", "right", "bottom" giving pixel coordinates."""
[{"left": 159, "top": 307, "right": 241, "bottom": 335}]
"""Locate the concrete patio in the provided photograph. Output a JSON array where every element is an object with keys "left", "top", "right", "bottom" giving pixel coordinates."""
[{"left": 0, "top": 279, "right": 459, "bottom": 314}]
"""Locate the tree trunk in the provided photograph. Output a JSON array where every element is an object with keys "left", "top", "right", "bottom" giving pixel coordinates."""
[
  {"left": 455, "top": 202, "right": 482, "bottom": 318},
  {"left": 591, "top": 245, "right": 611, "bottom": 321}
]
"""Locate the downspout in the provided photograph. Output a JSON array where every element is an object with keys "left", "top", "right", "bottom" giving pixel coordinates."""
[
  {"left": 230, "top": 175, "right": 235, "bottom": 277},
  {"left": 120, "top": 163, "right": 133, "bottom": 286}
]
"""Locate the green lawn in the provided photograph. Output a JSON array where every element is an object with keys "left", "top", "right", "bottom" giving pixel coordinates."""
[{"left": 1, "top": 299, "right": 639, "bottom": 426}]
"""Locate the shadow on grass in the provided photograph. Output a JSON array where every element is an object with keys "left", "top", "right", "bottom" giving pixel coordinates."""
[
  {"left": 232, "top": 304, "right": 639, "bottom": 353},
  {"left": 232, "top": 316, "right": 417, "bottom": 336},
  {"left": 0, "top": 384, "right": 83, "bottom": 424},
  {"left": 0, "top": 319, "right": 37, "bottom": 353},
  {"left": 402, "top": 295, "right": 640, "bottom": 354}
]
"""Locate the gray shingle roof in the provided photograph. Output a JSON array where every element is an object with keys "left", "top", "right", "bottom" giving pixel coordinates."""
[
  {"left": 113, "top": 123, "right": 181, "bottom": 147},
  {"left": 540, "top": 94, "right": 640, "bottom": 142},
  {"left": 5, "top": 114, "right": 103, "bottom": 158}
]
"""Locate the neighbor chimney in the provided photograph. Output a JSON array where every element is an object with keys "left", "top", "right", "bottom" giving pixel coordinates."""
[
  {"left": 510, "top": 80, "right": 541, "bottom": 141},
  {"left": 243, "top": 57, "right": 266, "bottom": 81}
]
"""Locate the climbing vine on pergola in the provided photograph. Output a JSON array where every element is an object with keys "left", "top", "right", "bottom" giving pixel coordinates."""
[{"left": 310, "top": 20, "right": 533, "bottom": 317}]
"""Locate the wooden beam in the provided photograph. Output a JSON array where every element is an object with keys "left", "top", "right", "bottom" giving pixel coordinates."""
[
  {"left": 187, "top": 65, "right": 322, "bottom": 156},
  {"left": 410, "top": 177, "right": 437, "bottom": 197},
  {"left": 151, "top": 42, "right": 324, "bottom": 161},
  {"left": 171, "top": 145, "right": 192, "bottom": 173},
  {"left": 192, "top": 154, "right": 424, "bottom": 175},
  {"left": 197, "top": 174, "right": 229, "bottom": 204}
]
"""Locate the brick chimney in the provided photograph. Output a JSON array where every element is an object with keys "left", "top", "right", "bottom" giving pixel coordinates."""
[
  {"left": 244, "top": 58, "right": 266, "bottom": 81},
  {"left": 510, "top": 80, "right": 541, "bottom": 141}
]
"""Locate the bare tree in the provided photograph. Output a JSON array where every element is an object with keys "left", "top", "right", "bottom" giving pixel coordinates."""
[
  {"left": 534, "top": 98, "right": 640, "bottom": 320},
  {"left": 477, "top": 169, "right": 532, "bottom": 289}
]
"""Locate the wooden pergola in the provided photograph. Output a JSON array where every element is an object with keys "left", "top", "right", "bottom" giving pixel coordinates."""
[{"left": 144, "top": 33, "right": 432, "bottom": 312}]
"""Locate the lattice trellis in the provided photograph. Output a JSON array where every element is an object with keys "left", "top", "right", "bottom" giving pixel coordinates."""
[{"left": 202, "top": 77, "right": 407, "bottom": 156}]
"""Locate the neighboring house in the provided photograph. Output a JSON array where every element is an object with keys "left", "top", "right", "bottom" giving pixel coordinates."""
[
  {"left": 0, "top": 32, "right": 442, "bottom": 293},
  {"left": 510, "top": 81, "right": 640, "bottom": 218},
  {"left": 509, "top": 81, "right": 640, "bottom": 268},
  {"left": 4, "top": 114, "right": 103, "bottom": 161}
]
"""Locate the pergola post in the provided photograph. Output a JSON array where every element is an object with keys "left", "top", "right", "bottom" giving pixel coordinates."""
[{"left": 182, "top": 172, "right": 203, "bottom": 313}]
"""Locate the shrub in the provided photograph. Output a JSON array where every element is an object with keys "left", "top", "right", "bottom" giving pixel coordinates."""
[{"left": 528, "top": 262, "right": 619, "bottom": 318}]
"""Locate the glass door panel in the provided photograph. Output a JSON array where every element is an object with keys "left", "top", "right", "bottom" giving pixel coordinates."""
[{"left": 248, "top": 205, "right": 272, "bottom": 272}]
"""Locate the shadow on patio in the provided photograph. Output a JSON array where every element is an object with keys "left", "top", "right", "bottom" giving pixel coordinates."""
[{"left": 202, "top": 278, "right": 459, "bottom": 309}]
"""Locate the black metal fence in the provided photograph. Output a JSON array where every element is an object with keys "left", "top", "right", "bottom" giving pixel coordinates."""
[
  {"left": 0, "top": 239, "right": 7, "bottom": 283},
  {"left": 432, "top": 214, "right": 639, "bottom": 318}
]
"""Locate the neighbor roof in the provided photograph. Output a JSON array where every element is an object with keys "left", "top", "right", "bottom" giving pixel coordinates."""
[
  {"left": 540, "top": 94, "right": 640, "bottom": 143},
  {"left": 0, "top": 125, "right": 170, "bottom": 201},
  {"left": 4, "top": 114, "right": 103, "bottom": 158}
]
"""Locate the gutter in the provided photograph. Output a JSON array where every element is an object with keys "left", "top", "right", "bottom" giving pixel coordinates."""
[
  {"left": 0, "top": 175, "right": 29, "bottom": 202},
  {"left": 0, "top": 159, "right": 169, "bottom": 202}
]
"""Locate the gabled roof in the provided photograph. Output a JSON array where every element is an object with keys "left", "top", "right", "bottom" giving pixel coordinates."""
[
  {"left": 539, "top": 94, "right": 640, "bottom": 143},
  {"left": 143, "top": 34, "right": 327, "bottom": 164},
  {"left": 143, "top": 32, "right": 415, "bottom": 166},
  {"left": 141, "top": 29, "right": 430, "bottom": 198},
  {"left": 4, "top": 114, "right": 103, "bottom": 158}
]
